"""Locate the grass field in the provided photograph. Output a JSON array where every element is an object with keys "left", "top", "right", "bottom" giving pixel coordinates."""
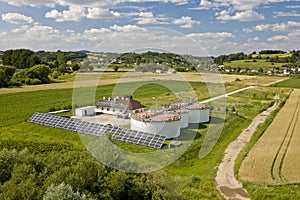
[
  {"left": 239, "top": 89, "right": 300, "bottom": 185},
  {"left": 276, "top": 78, "right": 300, "bottom": 89},
  {"left": 0, "top": 71, "right": 288, "bottom": 94},
  {"left": 0, "top": 77, "right": 282, "bottom": 199},
  {"left": 224, "top": 59, "right": 288, "bottom": 69}
]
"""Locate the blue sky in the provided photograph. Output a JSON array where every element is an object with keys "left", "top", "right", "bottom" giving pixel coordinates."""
[{"left": 0, "top": 0, "right": 300, "bottom": 56}]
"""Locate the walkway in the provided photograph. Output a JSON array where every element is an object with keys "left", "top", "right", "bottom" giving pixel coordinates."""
[{"left": 215, "top": 97, "right": 279, "bottom": 199}]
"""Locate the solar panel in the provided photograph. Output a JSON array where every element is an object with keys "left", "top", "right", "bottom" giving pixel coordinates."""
[{"left": 28, "top": 112, "right": 166, "bottom": 149}]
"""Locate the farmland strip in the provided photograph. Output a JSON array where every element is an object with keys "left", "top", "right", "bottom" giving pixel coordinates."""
[{"left": 270, "top": 93, "right": 300, "bottom": 182}]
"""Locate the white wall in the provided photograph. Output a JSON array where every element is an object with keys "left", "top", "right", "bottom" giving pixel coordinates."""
[
  {"left": 75, "top": 106, "right": 95, "bottom": 117},
  {"left": 130, "top": 118, "right": 181, "bottom": 139},
  {"left": 179, "top": 112, "right": 189, "bottom": 128},
  {"left": 95, "top": 107, "right": 124, "bottom": 115},
  {"left": 188, "top": 109, "right": 210, "bottom": 123}
]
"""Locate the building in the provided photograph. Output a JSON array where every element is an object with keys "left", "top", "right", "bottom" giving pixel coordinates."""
[
  {"left": 95, "top": 96, "right": 145, "bottom": 118},
  {"left": 75, "top": 106, "right": 95, "bottom": 117},
  {"left": 130, "top": 111, "right": 181, "bottom": 139}
]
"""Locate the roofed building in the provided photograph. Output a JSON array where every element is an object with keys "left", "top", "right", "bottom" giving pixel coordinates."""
[{"left": 95, "top": 96, "right": 145, "bottom": 118}]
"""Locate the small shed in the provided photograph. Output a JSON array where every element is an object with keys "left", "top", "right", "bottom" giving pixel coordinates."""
[{"left": 75, "top": 106, "right": 95, "bottom": 117}]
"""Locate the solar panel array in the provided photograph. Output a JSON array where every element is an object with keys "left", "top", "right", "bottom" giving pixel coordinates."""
[{"left": 28, "top": 112, "right": 166, "bottom": 149}]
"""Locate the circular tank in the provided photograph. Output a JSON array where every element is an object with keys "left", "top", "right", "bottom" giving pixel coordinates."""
[
  {"left": 187, "top": 103, "right": 210, "bottom": 123},
  {"left": 130, "top": 112, "right": 181, "bottom": 139}
]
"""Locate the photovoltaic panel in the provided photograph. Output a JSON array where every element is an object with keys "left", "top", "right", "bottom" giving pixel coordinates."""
[{"left": 28, "top": 112, "right": 166, "bottom": 149}]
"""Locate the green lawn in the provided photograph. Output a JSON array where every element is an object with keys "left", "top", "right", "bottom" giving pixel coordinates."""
[
  {"left": 224, "top": 59, "right": 288, "bottom": 69},
  {"left": 0, "top": 80, "right": 291, "bottom": 199},
  {"left": 276, "top": 78, "right": 300, "bottom": 89}
]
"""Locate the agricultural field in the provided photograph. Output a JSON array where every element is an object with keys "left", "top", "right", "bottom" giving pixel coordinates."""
[
  {"left": 223, "top": 59, "right": 288, "bottom": 70},
  {"left": 0, "top": 71, "right": 288, "bottom": 94},
  {"left": 276, "top": 78, "right": 300, "bottom": 89},
  {"left": 0, "top": 76, "right": 283, "bottom": 199},
  {"left": 239, "top": 89, "right": 300, "bottom": 185}
]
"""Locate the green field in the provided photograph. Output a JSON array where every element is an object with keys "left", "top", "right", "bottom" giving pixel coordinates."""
[
  {"left": 0, "top": 78, "right": 291, "bottom": 199},
  {"left": 224, "top": 59, "right": 288, "bottom": 69},
  {"left": 276, "top": 78, "right": 300, "bottom": 89}
]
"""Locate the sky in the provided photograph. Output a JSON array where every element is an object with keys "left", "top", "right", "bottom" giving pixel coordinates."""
[{"left": 0, "top": 0, "right": 300, "bottom": 56}]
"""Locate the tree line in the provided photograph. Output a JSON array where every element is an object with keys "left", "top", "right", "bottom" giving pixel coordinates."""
[
  {"left": 110, "top": 51, "right": 194, "bottom": 72},
  {"left": 213, "top": 50, "right": 300, "bottom": 67},
  {"left": 0, "top": 149, "right": 181, "bottom": 200},
  {"left": 0, "top": 49, "right": 87, "bottom": 88}
]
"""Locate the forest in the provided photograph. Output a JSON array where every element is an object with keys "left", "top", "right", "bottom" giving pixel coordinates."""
[{"left": 0, "top": 49, "right": 86, "bottom": 88}]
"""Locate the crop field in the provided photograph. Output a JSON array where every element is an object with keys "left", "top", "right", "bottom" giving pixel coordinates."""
[
  {"left": 276, "top": 78, "right": 300, "bottom": 89},
  {"left": 239, "top": 89, "right": 300, "bottom": 185},
  {"left": 0, "top": 71, "right": 288, "bottom": 94},
  {"left": 224, "top": 59, "right": 288, "bottom": 69}
]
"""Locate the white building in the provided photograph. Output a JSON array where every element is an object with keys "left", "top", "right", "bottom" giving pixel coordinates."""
[
  {"left": 75, "top": 106, "right": 95, "bottom": 117},
  {"left": 95, "top": 96, "right": 145, "bottom": 118},
  {"left": 130, "top": 111, "right": 181, "bottom": 139}
]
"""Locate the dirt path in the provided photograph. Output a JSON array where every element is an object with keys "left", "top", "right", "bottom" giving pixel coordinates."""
[{"left": 215, "top": 96, "right": 279, "bottom": 200}]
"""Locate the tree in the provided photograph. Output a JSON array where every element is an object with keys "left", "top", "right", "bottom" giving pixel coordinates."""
[
  {"left": 112, "top": 65, "right": 119, "bottom": 72},
  {"left": 58, "top": 53, "right": 67, "bottom": 66},
  {"left": 2, "top": 49, "right": 41, "bottom": 69},
  {"left": 0, "top": 66, "right": 16, "bottom": 87},
  {"left": 71, "top": 63, "right": 80, "bottom": 71},
  {"left": 25, "top": 64, "right": 51, "bottom": 83},
  {"left": 43, "top": 182, "right": 88, "bottom": 200}
]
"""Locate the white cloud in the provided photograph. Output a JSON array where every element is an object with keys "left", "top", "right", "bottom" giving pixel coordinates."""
[
  {"left": 267, "top": 35, "right": 288, "bottom": 42},
  {"left": 287, "top": 21, "right": 300, "bottom": 27},
  {"left": 0, "top": 0, "right": 56, "bottom": 7},
  {"left": 132, "top": 11, "right": 169, "bottom": 24},
  {"left": 109, "top": 24, "right": 146, "bottom": 32},
  {"left": 243, "top": 28, "right": 253, "bottom": 33},
  {"left": 216, "top": 10, "right": 265, "bottom": 21},
  {"left": 12, "top": 25, "right": 30, "bottom": 33},
  {"left": 187, "top": 32, "right": 235, "bottom": 42},
  {"left": 288, "top": 29, "right": 300, "bottom": 37},
  {"left": 247, "top": 36, "right": 259, "bottom": 43},
  {"left": 0, "top": 30, "right": 7, "bottom": 37},
  {"left": 274, "top": 10, "right": 300, "bottom": 18},
  {"left": 254, "top": 24, "right": 271, "bottom": 31},
  {"left": 0, "top": 0, "right": 188, "bottom": 8},
  {"left": 196, "top": 0, "right": 294, "bottom": 11},
  {"left": 172, "top": 16, "right": 200, "bottom": 28},
  {"left": 252, "top": 21, "right": 300, "bottom": 32},
  {"left": 285, "top": 5, "right": 300, "bottom": 9},
  {"left": 1, "top": 12, "right": 34, "bottom": 24},
  {"left": 45, "top": 6, "right": 86, "bottom": 22}
]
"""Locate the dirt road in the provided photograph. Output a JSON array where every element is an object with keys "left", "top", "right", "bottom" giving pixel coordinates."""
[{"left": 215, "top": 97, "right": 279, "bottom": 200}]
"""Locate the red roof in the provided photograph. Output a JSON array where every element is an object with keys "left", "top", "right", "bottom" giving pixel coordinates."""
[{"left": 118, "top": 98, "right": 145, "bottom": 110}]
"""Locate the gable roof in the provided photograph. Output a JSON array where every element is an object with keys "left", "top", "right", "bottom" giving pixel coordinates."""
[{"left": 96, "top": 96, "right": 145, "bottom": 110}]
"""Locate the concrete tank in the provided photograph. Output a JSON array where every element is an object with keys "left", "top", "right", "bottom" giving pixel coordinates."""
[
  {"left": 187, "top": 103, "right": 210, "bottom": 123},
  {"left": 130, "top": 112, "right": 181, "bottom": 139}
]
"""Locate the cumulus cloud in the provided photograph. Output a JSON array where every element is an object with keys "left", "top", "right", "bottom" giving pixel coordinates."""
[
  {"left": 267, "top": 35, "right": 288, "bottom": 42},
  {"left": 242, "top": 28, "right": 253, "bottom": 33},
  {"left": 187, "top": 32, "right": 235, "bottom": 42},
  {"left": 109, "top": 24, "right": 145, "bottom": 32},
  {"left": 247, "top": 36, "right": 259, "bottom": 43},
  {"left": 1, "top": 12, "right": 34, "bottom": 24},
  {"left": 274, "top": 10, "right": 300, "bottom": 18},
  {"left": 172, "top": 16, "right": 200, "bottom": 28},
  {"left": 216, "top": 10, "right": 265, "bottom": 21},
  {"left": 132, "top": 12, "right": 169, "bottom": 24},
  {"left": 196, "top": 0, "right": 294, "bottom": 11},
  {"left": 45, "top": 6, "right": 86, "bottom": 22},
  {"left": 252, "top": 21, "right": 300, "bottom": 32}
]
